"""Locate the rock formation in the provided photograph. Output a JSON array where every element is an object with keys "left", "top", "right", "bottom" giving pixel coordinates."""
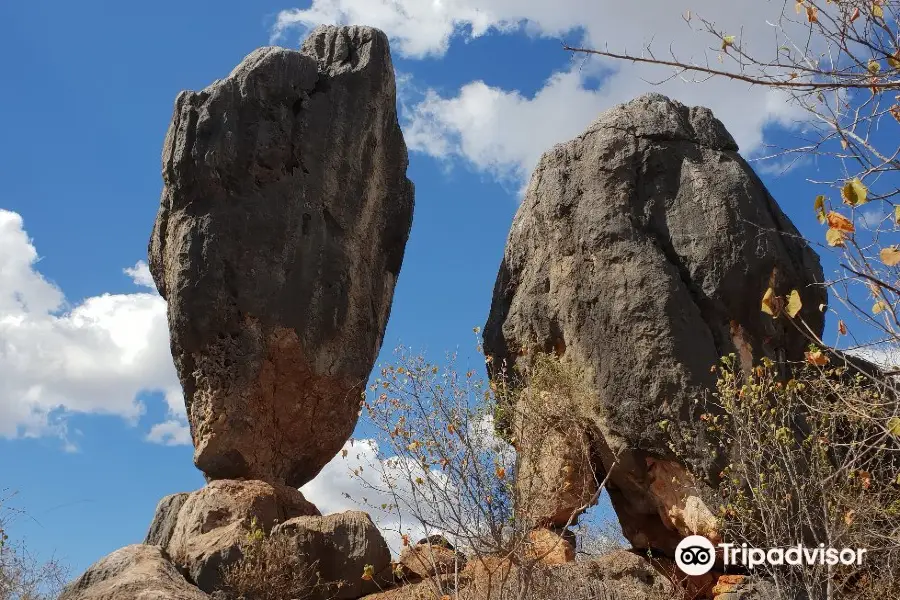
[
  {"left": 483, "top": 94, "right": 826, "bottom": 554},
  {"left": 164, "top": 479, "right": 319, "bottom": 592},
  {"left": 145, "top": 492, "right": 190, "bottom": 547},
  {"left": 59, "top": 545, "right": 209, "bottom": 600},
  {"left": 272, "top": 511, "right": 392, "bottom": 600},
  {"left": 149, "top": 24, "right": 415, "bottom": 487}
]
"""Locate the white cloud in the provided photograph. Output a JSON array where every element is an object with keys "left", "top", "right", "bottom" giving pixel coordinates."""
[
  {"left": 302, "top": 439, "right": 441, "bottom": 554},
  {"left": 124, "top": 261, "right": 156, "bottom": 289},
  {"left": 302, "top": 415, "right": 516, "bottom": 554},
  {"left": 0, "top": 209, "right": 188, "bottom": 446},
  {"left": 276, "top": 0, "right": 810, "bottom": 183},
  {"left": 147, "top": 419, "right": 192, "bottom": 446}
]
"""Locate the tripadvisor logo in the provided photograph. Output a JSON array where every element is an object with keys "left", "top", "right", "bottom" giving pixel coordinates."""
[{"left": 675, "top": 535, "right": 868, "bottom": 576}]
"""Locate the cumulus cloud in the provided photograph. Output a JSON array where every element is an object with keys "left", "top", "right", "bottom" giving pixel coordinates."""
[
  {"left": 0, "top": 209, "right": 189, "bottom": 446},
  {"left": 276, "top": 0, "right": 810, "bottom": 184},
  {"left": 302, "top": 414, "right": 516, "bottom": 553},
  {"left": 302, "top": 439, "right": 443, "bottom": 553}
]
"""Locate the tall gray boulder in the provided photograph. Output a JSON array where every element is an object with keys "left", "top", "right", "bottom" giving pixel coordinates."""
[
  {"left": 483, "top": 94, "right": 825, "bottom": 554},
  {"left": 149, "top": 26, "right": 415, "bottom": 487}
]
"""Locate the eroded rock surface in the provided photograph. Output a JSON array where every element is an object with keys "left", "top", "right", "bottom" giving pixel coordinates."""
[
  {"left": 165, "top": 479, "right": 319, "bottom": 592},
  {"left": 483, "top": 94, "right": 825, "bottom": 554},
  {"left": 149, "top": 25, "right": 415, "bottom": 487},
  {"left": 145, "top": 492, "right": 190, "bottom": 547},
  {"left": 59, "top": 545, "right": 209, "bottom": 600},
  {"left": 272, "top": 511, "right": 391, "bottom": 600}
]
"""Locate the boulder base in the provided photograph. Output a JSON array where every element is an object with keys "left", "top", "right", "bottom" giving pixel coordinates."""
[{"left": 165, "top": 479, "right": 319, "bottom": 593}]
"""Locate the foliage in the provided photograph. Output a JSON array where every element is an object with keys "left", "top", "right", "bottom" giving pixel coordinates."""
[
  {"left": 0, "top": 491, "right": 67, "bottom": 600},
  {"left": 344, "top": 343, "right": 621, "bottom": 599},
  {"left": 703, "top": 355, "right": 900, "bottom": 599},
  {"left": 218, "top": 517, "right": 320, "bottom": 600}
]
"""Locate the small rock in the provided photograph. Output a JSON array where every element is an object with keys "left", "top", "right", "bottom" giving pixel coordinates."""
[
  {"left": 398, "top": 542, "right": 465, "bottom": 579},
  {"left": 526, "top": 528, "right": 575, "bottom": 565},
  {"left": 272, "top": 510, "right": 391, "bottom": 600}
]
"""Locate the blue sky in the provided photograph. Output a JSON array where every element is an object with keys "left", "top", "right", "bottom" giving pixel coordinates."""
[{"left": 0, "top": 0, "right": 865, "bottom": 578}]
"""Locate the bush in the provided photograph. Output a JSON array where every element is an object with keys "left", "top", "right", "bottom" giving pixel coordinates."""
[
  {"left": 218, "top": 518, "right": 320, "bottom": 600},
  {"left": 702, "top": 354, "right": 900, "bottom": 599},
  {"left": 0, "top": 491, "right": 67, "bottom": 600}
]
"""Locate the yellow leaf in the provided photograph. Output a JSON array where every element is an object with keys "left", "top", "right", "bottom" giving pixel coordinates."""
[
  {"left": 841, "top": 178, "right": 868, "bottom": 206},
  {"left": 826, "top": 228, "right": 847, "bottom": 247},
  {"left": 814, "top": 195, "right": 827, "bottom": 223},
  {"left": 786, "top": 290, "right": 802, "bottom": 318},
  {"left": 881, "top": 247, "right": 900, "bottom": 266},
  {"left": 761, "top": 287, "right": 779, "bottom": 316},
  {"left": 362, "top": 564, "right": 375, "bottom": 581},
  {"left": 889, "top": 51, "right": 900, "bottom": 70},
  {"left": 795, "top": 1, "right": 803, "bottom": 14},
  {"left": 873, "top": 3, "right": 884, "bottom": 18},
  {"left": 838, "top": 320, "right": 848, "bottom": 335},
  {"left": 806, "top": 350, "right": 830, "bottom": 366},
  {"left": 844, "top": 509, "right": 856, "bottom": 525},
  {"left": 888, "top": 417, "right": 900, "bottom": 437},
  {"left": 873, "top": 300, "right": 889, "bottom": 314},
  {"left": 868, "top": 59, "right": 881, "bottom": 74},
  {"left": 841, "top": 139, "right": 849, "bottom": 150},
  {"left": 827, "top": 211, "right": 855, "bottom": 232},
  {"left": 415, "top": 477, "right": 424, "bottom": 485},
  {"left": 721, "top": 35, "right": 736, "bottom": 50},
  {"left": 896, "top": 205, "right": 900, "bottom": 225}
]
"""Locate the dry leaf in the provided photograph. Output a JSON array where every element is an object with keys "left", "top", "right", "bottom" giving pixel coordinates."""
[
  {"left": 874, "top": 300, "right": 889, "bottom": 314},
  {"left": 838, "top": 320, "right": 848, "bottom": 335},
  {"left": 888, "top": 416, "right": 900, "bottom": 437},
  {"left": 881, "top": 247, "right": 900, "bottom": 266},
  {"left": 895, "top": 205, "right": 900, "bottom": 225},
  {"left": 807, "top": 5, "right": 818, "bottom": 21},
  {"left": 786, "top": 290, "right": 803, "bottom": 318},
  {"left": 806, "top": 350, "right": 830, "bottom": 366},
  {"left": 841, "top": 178, "right": 868, "bottom": 206},
  {"left": 850, "top": 6, "right": 861, "bottom": 21},
  {"left": 827, "top": 211, "right": 855, "bottom": 232},
  {"left": 814, "top": 195, "right": 827, "bottom": 223},
  {"left": 761, "top": 287, "right": 780, "bottom": 316},
  {"left": 859, "top": 470, "right": 872, "bottom": 490},
  {"left": 889, "top": 51, "right": 900, "bottom": 70},
  {"left": 495, "top": 466, "right": 506, "bottom": 480},
  {"left": 844, "top": 509, "right": 856, "bottom": 525},
  {"left": 826, "top": 228, "right": 847, "bottom": 247}
]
